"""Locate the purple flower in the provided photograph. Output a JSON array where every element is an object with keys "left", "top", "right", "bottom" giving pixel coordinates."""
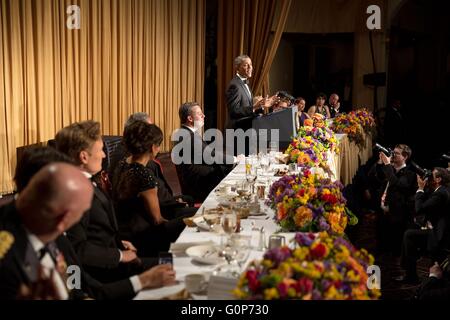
[
  {"left": 264, "top": 247, "right": 292, "bottom": 266},
  {"left": 295, "top": 232, "right": 316, "bottom": 246},
  {"left": 318, "top": 217, "right": 330, "bottom": 231}
]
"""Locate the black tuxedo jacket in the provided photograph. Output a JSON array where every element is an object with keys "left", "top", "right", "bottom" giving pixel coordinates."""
[
  {"left": 66, "top": 185, "right": 156, "bottom": 283},
  {"left": 225, "top": 75, "right": 256, "bottom": 130},
  {"left": 0, "top": 202, "right": 135, "bottom": 300},
  {"left": 173, "top": 126, "right": 231, "bottom": 201},
  {"left": 370, "top": 163, "right": 417, "bottom": 222},
  {"left": 415, "top": 186, "right": 450, "bottom": 252}
]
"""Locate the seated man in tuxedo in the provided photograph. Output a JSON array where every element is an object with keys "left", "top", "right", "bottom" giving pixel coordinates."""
[
  {"left": 0, "top": 162, "right": 175, "bottom": 299},
  {"left": 397, "top": 167, "right": 450, "bottom": 284},
  {"left": 124, "top": 113, "right": 197, "bottom": 219},
  {"left": 328, "top": 93, "right": 341, "bottom": 118},
  {"left": 173, "top": 102, "right": 235, "bottom": 202},
  {"left": 55, "top": 121, "right": 158, "bottom": 284}
]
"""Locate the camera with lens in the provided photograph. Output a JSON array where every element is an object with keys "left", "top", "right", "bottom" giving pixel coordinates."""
[
  {"left": 374, "top": 143, "right": 393, "bottom": 157},
  {"left": 410, "top": 161, "right": 433, "bottom": 180}
]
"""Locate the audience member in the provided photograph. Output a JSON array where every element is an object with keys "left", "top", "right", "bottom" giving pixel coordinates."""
[
  {"left": 0, "top": 163, "right": 176, "bottom": 299},
  {"left": 173, "top": 102, "right": 232, "bottom": 202},
  {"left": 294, "top": 97, "right": 310, "bottom": 128},
  {"left": 307, "top": 93, "right": 331, "bottom": 119},
  {"left": 112, "top": 122, "right": 187, "bottom": 256},
  {"left": 55, "top": 121, "right": 158, "bottom": 284},
  {"left": 328, "top": 93, "right": 341, "bottom": 118}
]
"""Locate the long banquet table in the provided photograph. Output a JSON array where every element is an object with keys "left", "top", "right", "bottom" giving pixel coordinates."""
[{"left": 135, "top": 132, "right": 373, "bottom": 300}]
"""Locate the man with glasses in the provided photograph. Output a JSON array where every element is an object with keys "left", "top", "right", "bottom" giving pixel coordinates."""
[{"left": 368, "top": 144, "right": 417, "bottom": 256}]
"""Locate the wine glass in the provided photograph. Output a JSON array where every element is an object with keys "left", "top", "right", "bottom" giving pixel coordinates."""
[
  {"left": 246, "top": 166, "right": 257, "bottom": 194},
  {"left": 259, "top": 154, "right": 270, "bottom": 173},
  {"left": 221, "top": 212, "right": 237, "bottom": 237}
]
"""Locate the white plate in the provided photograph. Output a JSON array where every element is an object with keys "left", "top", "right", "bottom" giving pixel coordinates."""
[{"left": 185, "top": 245, "right": 224, "bottom": 265}]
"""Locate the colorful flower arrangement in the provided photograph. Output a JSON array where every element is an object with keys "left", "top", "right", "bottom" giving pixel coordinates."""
[
  {"left": 266, "top": 170, "right": 357, "bottom": 234},
  {"left": 331, "top": 108, "right": 375, "bottom": 148},
  {"left": 234, "top": 231, "right": 380, "bottom": 300},
  {"left": 353, "top": 108, "right": 375, "bottom": 132},
  {"left": 331, "top": 113, "right": 365, "bottom": 147},
  {"left": 284, "top": 114, "right": 339, "bottom": 172}
]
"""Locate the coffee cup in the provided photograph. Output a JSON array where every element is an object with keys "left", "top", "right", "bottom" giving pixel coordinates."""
[{"left": 268, "top": 235, "right": 286, "bottom": 249}]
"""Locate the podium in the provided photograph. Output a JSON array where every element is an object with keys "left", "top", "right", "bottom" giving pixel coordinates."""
[{"left": 252, "top": 106, "right": 298, "bottom": 151}]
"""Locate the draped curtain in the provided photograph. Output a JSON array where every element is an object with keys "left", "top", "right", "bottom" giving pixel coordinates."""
[
  {"left": 216, "top": 0, "right": 291, "bottom": 131},
  {"left": 0, "top": 0, "right": 205, "bottom": 194}
]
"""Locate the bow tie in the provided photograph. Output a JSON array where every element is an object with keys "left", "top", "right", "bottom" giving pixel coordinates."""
[
  {"left": 38, "top": 245, "right": 50, "bottom": 260},
  {"left": 242, "top": 79, "right": 248, "bottom": 85}
]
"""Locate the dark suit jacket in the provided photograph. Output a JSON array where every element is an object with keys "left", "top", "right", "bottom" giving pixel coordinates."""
[
  {"left": 66, "top": 185, "right": 156, "bottom": 283},
  {"left": 369, "top": 163, "right": 417, "bottom": 223},
  {"left": 0, "top": 202, "right": 135, "bottom": 300},
  {"left": 173, "top": 126, "right": 230, "bottom": 201},
  {"left": 415, "top": 186, "right": 450, "bottom": 252},
  {"left": 416, "top": 277, "right": 450, "bottom": 300},
  {"left": 225, "top": 75, "right": 256, "bottom": 130}
]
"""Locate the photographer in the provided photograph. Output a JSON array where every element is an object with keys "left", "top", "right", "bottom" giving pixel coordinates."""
[
  {"left": 397, "top": 168, "right": 450, "bottom": 284},
  {"left": 368, "top": 144, "right": 417, "bottom": 256},
  {"left": 415, "top": 260, "right": 450, "bottom": 300}
]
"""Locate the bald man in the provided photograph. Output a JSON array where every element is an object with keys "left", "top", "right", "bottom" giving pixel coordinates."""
[
  {"left": 329, "top": 93, "right": 341, "bottom": 118},
  {"left": 0, "top": 162, "right": 175, "bottom": 299}
]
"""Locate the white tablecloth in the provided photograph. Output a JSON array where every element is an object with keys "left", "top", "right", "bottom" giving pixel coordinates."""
[{"left": 135, "top": 156, "right": 339, "bottom": 300}]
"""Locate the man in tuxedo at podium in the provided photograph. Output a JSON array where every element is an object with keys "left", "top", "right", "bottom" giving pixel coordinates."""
[
  {"left": 225, "top": 55, "right": 276, "bottom": 155},
  {"left": 225, "top": 55, "right": 278, "bottom": 130}
]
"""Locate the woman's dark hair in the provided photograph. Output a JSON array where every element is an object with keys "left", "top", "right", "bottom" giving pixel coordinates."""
[
  {"left": 316, "top": 92, "right": 327, "bottom": 100},
  {"left": 14, "top": 146, "right": 74, "bottom": 192},
  {"left": 294, "top": 97, "right": 305, "bottom": 105},
  {"left": 123, "top": 122, "right": 163, "bottom": 156}
]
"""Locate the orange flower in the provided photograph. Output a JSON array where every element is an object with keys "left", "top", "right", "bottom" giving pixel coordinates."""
[
  {"left": 294, "top": 206, "right": 313, "bottom": 228},
  {"left": 277, "top": 203, "right": 288, "bottom": 221}
]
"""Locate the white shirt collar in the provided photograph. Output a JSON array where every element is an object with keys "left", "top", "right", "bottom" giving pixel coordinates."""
[
  {"left": 82, "top": 171, "right": 92, "bottom": 179},
  {"left": 236, "top": 73, "right": 247, "bottom": 82},
  {"left": 26, "top": 230, "right": 46, "bottom": 254},
  {"left": 183, "top": 124, "right": 197, "bottom": 133},
  {"left": 394, "top": 163, "right": 406, "bottom": 171}
]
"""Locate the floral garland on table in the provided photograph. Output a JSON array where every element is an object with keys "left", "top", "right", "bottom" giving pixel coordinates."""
[
  {"left": 331, "top": 113, "right": 365, "bottom": 147},
  {"left": 331, "top": 108, "right": 375, "bottom": 149},
  {"left": 234, "top": 231, "right": 380, "bottom": 300},
  {"left": 352, "top": 108, "right": 375, "bottom": 132},
  {"left": 266, "top": 169, "right": 357, "bottom": 234}
]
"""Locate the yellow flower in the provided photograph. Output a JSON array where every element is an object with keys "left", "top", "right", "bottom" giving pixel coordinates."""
[
  {"left": 264, "top": 288, "right": 279, "bottom": 300},
  {"left": 346, "top": 270, "right": 361, "bottom": 282},
  {"left": 293, "top": 247, "right": 309, "bottom": 260},
  {"left": 294, "top": 206, "right": 313, "bottom": 228}
]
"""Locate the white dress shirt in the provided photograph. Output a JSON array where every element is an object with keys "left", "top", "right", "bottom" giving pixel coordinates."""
[{"left": 27, "top": 232, "right": 69, "bottom": 300}]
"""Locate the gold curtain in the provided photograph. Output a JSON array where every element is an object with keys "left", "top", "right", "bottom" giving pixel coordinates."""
[
  {"left": 216, "top": 0, "right": 291, "bottom": 131},
  {"left": 0, "top": 0, "right": 205, "bottom": 194}
]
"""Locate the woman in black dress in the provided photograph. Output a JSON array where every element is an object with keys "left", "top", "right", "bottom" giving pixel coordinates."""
[{"left": 112, "top": 122, "right": 186, "bottom": 256}]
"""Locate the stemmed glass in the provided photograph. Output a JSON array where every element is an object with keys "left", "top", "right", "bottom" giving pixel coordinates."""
[
  {"left": 259, "top": 154, "right": 270, "bottom": 173},
  {"left": 245, "top": 165, "right": 257, "bottom": 194}
]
